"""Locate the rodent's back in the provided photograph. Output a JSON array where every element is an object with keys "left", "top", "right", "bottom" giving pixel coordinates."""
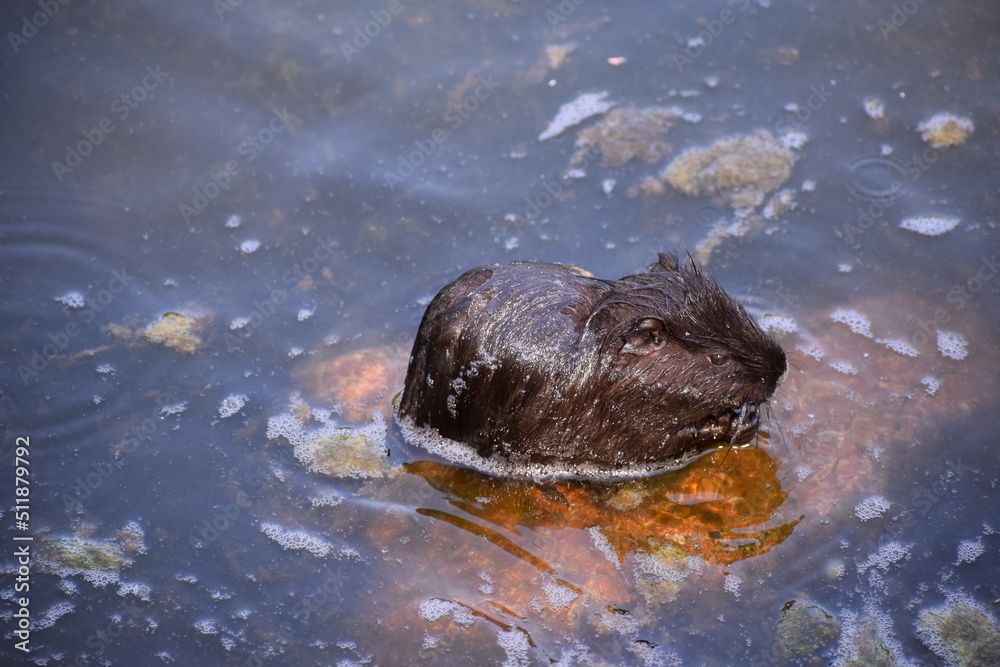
[
  {"left": 398, "top": 261, "right": 607, "bottom": 452},
  {"left": 398, "top": 254, "right": 786, "bottom": 477}
]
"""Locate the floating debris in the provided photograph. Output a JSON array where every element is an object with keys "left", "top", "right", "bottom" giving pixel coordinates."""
[
  {"left": 538, "top": 91, "right": 614, "bottom": 141},
  {"left": 266, "top": 398, "right": 389, "bottom": 478},
  {"left": 899, "top": 215, "right": 960, "bottom": 236},
  {"left": 37, "top": 522, "right": 145, "bottom": 577},
  {"left": 239, "top": 239, "right": 261, "bottom": 254},
  {"left": 917, "top": 112, "right": 974, "bottom": 148},
  {"left": 863, "top": 97, "right": 885, "bottom": 120},
  {"left": 297, "top": 429, "right": 389, "bottom": 478},
  {"left": 55, "top": 291, "right": 86, "bottom": 309},
  {"left": 569, "top": 106, "right": 681, "bottom": 167},
  {"left": 638, "top": 129, "right": 796, "bottom": 209},
  {"left": 143, "top": 312, "right": 207, "bottom": 354}
]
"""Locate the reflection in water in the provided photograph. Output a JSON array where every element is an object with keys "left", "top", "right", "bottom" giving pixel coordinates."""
[
  {"left": 4, "top": 0, "right": 1000, "bottom": 664},
  {"left": 406, "top": 447, "right": 800, "bottom": 568}
]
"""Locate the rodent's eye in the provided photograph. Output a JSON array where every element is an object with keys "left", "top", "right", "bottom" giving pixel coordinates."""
[{"left": 708, "top": 353, "right": 729, "bottom": 367}]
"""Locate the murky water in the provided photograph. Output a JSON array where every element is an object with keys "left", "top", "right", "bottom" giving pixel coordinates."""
[{"left": 2, "top": 0, "right": 999, "bottom": 664}]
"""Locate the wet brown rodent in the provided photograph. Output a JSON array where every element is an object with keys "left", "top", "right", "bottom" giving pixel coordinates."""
[{"left": 398, "top": 253, "right": 787, "bottom": 476}]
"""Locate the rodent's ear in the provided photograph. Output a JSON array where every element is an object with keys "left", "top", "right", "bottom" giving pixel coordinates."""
[{"left": 621, "top": 317, "right": 668, "bottom": 355}]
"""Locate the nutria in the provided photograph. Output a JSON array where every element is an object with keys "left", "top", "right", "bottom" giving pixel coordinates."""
[{"left": 397, "top": 253, "right": 787, "bottom": 477}]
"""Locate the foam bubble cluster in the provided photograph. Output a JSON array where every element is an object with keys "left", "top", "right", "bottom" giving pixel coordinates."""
[
  {"left": 875, "top": 338, "right": 919, "bottom": 357},
  {"left": 955, "top": 538, "right": 984, "bottom": 565},
  {"left": 55, "top": 291, "right": 86, "bottom": 309},
  {"left": 541, "top": 579, "right": 580, "bottom": 610},
  {"left": 396, "top": 411, "right": 683, "bottom": 480},
  {"left": 830, "top": 308, "right": 873, "bottom": 338},
  {"left": 899, "top": 215, "right": 960, "bottom": 236},
  {"left": 218, "top": 394, "right": 248, "bottom": 418},
  {"left": 829, "top": 361, "right": 859, "bottom": 376},
  {"left": 723, "top": 573, "right": 742, "bottom": 599},
  {"left": 853, "top": 495, "right": 891, "bottom": 521},
  {"left": 863, "top": 97, "right": 885, "bottom": 120},
  {"left": 856, "top": 541, "right": 912, "bottom": 574},
  {"left": 239, "top": 239, "right": 261, "bottom": 254},
  {"left": 936, "top": 331, "right": 968, "bottom": 360},
  {"left": 760, "top": 313, "right": 798, "bottom": 334},
  {"left": 259, "top": 522, "right": 337, "bottom": 558}
]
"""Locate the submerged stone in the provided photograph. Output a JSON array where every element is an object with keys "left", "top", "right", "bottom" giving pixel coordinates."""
[
  {"left": 916, "top": 597, "right": 1000, "bottom": 667},
  {"left": 776, "top": 600, "right": 840, "bottom": 658}
]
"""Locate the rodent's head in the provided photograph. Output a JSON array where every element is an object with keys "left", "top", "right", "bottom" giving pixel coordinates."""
[{"left": 582, "top": 253, "right": 786, "bottom": 454}]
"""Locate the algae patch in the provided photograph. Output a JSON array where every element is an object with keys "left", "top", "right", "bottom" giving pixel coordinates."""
[
  {"left": 266, "top": 396, "right": 389, "bottom": 479},
  {"left": 638, "top": 129, "right": 796, "bottom": 209}
]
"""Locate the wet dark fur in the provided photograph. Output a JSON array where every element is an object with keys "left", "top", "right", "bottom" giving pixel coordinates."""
[{"left": 398, "top": 253, "right": 787, "bottom": 471}]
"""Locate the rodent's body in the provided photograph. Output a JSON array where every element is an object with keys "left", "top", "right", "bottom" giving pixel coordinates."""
[{"left": 398, "top": 254, "right": 786, "bottom": 475}]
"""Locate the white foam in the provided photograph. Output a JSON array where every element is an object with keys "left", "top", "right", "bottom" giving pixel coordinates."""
[
  {"left": 797, "top": 345, "right": 825, "bottom": 360},
  {"left": 937, "top": 331, "right": 968, "bottom": 360},
  {"left": 829, "top": 360, "right": 858, "bottom": 375},
  {"left": 723, "top": 573, "right": 742, "bottom": 599},
  {"left": 496, "top": 627, "right": 532, "bottom": 667},
  {"left": 760, "top": 313, "right": 798, "bottom": 334},
  {"left": 955, "top": 538, "right": 984, "bottom": 565},
  {"left": 239, "top": 239, "right": 261, "bottom": 254},
  {"left": 921, "top": 376, "right": 940, "bottom": 396},
  {"left": 899, "top": 215, "right": 960, "bottom": 236},
  {"left": 418, "top": 598, "right": 460, "bottom": 622},
  {"left": 33, "top": 601, "right": 75, "bottom": 630},
  {"left": 863, "top": 97, "right": 885, "bottom": 120},
  {"left": 259, "top": 522, "right": 337, "bottom": 558},
  {"left": 830, "top": 308, "right": 873, "bottom": 338},
  {"left": 538, "top": 91, "right": 614, "bottom": 141},
  {"left": 856, "top": 541, "right": 912, "bottom": 574},
  {"left": 55, "top": 291, "right": 86, "bottom": 309},
  {"left": 541, "top": 579, "right": 580, "bottom": 609},
  {"left": 588, "top": 526, "right": 620, "bottom": 567},
  {"left": 875, "top": 338, "right": 919, "bottom": 357},
  {"left": 218, "top": 394, "right": 248, "bottom": 418},
  {"left": 854, "top": 495, "right": 891, "bottom": 521},
  {"left": 396, "top": 410, "right": 706, "bottom": 480}
]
